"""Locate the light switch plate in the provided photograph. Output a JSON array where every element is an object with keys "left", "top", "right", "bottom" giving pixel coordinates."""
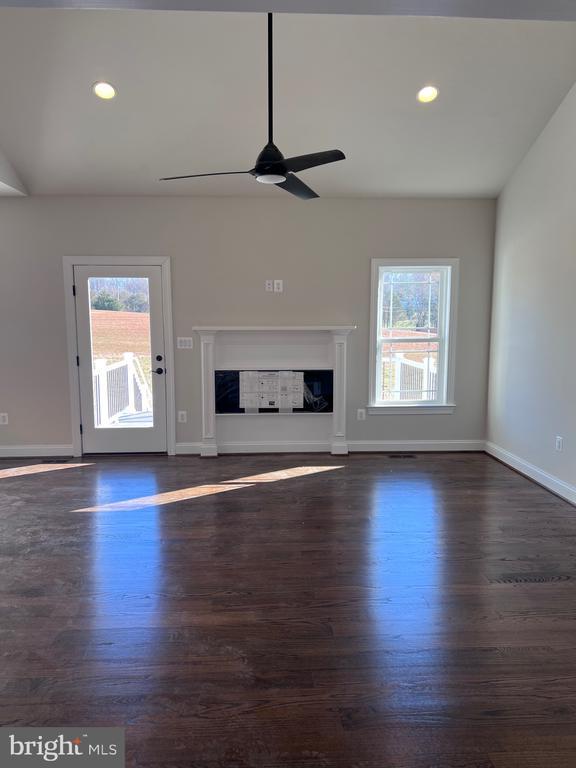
[
  {"left": 273, "top": 279, "right": 283, "bottom": 293},
  {"left": 177, "top": 337, "right": 193, "bottom": 350},
  {"left": 0, "top": 413, "right": 8, "bottom": 425},
  {"left": 178, "top": 411, "right": 188, "bottom": 423}
]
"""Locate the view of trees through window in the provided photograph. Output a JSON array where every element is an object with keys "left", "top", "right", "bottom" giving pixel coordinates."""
[
  {"left": 381, "top": 271, "right": 440, "bottom": 338},
  {"left": 89, "top": 277, "right": 150, "bottom": 313},
  {"left": 378, "top": 269, "right": 445, "bottom": 402}
]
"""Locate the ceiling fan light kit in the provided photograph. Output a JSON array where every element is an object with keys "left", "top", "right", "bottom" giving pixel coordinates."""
[
  {"left": 256, "top": 174, "right": 286, "bottom": 184},
  {"left": 161, "top": 13, "right": 345, "bottom": 200}
]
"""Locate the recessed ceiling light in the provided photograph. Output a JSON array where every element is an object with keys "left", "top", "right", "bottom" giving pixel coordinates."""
[
  {"left": 93, "top": 81, "right": 116, "bottom": 100},
  {"left": 417, "top": 85, "right": 439, "bottom": 104}
]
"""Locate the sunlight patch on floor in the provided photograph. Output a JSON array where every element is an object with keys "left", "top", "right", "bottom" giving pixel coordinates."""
[
  {"left": 0, "top": 462, "right": 91, "bottom": 480},
  {"left": 74, "top": 465, "right": 344, "bottom": 512},
  {"left": 76, "top": 482, "right": 250, "bottom": 512},
  {"left": 223, "top": 466, "right": 343, "bottom": 484}
]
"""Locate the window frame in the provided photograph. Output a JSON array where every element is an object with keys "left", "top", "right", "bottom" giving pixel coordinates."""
[{"left": 368, "top": 258, "right": 459, "bottom": 414}]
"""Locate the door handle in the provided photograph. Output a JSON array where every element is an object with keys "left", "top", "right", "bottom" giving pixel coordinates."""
[{"left": 152, "top": 367, "right": 165, "bottom": 375}]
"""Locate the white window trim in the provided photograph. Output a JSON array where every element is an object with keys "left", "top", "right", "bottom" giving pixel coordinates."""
[{"left": 368, "top": 257, "right": 459, "bottom": 414}]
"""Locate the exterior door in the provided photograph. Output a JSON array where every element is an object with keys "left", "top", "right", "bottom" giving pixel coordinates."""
[{"left": 74, "top": 265, "right": 167, "bottom": 453}]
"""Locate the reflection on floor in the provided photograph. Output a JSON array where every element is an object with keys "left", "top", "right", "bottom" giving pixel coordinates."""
[{"left": 0, "top": 452, "right": 574, "bottom": 768}]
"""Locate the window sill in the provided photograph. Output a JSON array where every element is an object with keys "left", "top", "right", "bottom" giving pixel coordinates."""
[{"left": 368, "top": 403, "right": 456, "bottom": 415}]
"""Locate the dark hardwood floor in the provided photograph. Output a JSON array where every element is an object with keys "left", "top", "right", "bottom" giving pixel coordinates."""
[{"left": 1, "top": 452, "right": 575, "bottom": 768}]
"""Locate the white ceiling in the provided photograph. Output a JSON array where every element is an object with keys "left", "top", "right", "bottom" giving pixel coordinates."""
[
  {"left": 3, "top": 1, "right": 576, "bottom": 22},
  {"left": 0, "top": 8, "right": 576, "bottom": 197}
]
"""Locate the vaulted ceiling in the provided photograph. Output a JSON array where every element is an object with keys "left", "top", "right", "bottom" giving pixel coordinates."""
[
  {"left": 0, "top": 7, "right": 575, "bottom": 197},
  {"left": 2, "top": 1, "right": 576, "bottom": 21}
]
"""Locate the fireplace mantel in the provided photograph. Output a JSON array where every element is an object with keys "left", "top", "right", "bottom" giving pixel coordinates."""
[{"left": 193, "top": 326, "right": 356, "bottom": 456}]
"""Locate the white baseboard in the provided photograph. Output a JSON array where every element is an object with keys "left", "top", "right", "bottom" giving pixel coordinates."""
[
  {"left": 175, "top": 443, "right": 203, "bottom": 454},
  {"left": 175, "top": 439, "right": 484, "bottom": 455},
  {"left": 0, "top": 444, "right": 74, "bottom": 458},
  {"left": 220, "top": 441, "right": 333, "bottom": 454},
  {"left": 177, "top": 441, "right": 332, "bottom": 454},
  {"left": 349, "top": 439, "right": 485, "bottom": 452},
  {"left": 485, "top": 441, "right": 576, "bottom": 505}
]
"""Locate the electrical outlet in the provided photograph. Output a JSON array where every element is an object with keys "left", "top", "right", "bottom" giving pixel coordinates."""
[
  {"left": 555, "top": 436, "right": 564, "bottom": 452},
  {"left": 177, "top": 337, "right": 193, "bottom": 350},
  {"left": 178, "top": 411, "right": 188, "bottom": 424},
  {"left": 265, "top": 280, "right": 274, "bottom": 292},
  {"left": 357, "top": 408, "right": 366, "bottom": 421},
  {"left": 0, "top": 413, "right": 8, "bottom": 425},
  {"left": 273, "top": 279, "right": 283, "bottom": 293}
]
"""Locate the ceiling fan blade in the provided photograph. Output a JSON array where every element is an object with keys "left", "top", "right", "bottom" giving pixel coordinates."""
[
  {"left": 160, "top": 171, "right": 251, "bottom": 181},
  {"left": 284, "top": 150, "right": 345, "bottom": 174},
  {"left": 277, "top": 173, "right": 319, "bottom": 200}
]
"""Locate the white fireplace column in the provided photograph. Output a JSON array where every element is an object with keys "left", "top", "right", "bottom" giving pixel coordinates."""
[
  {"left": 331, "top": 329, "right": 351, "bottom": 455},
  {"left": 199, "top": 331, "right": 218, "bottom": 457}
]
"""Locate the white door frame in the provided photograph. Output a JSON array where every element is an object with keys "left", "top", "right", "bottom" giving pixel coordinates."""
[{"left": 63, "top": 255, "right": 176, "bottom": 457}]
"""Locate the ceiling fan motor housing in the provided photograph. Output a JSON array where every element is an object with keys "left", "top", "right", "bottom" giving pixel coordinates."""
[{"left": 252, "top": 142, "right": 287, "bottom": 179}]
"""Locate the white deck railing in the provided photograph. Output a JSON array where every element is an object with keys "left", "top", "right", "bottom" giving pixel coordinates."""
[
  {"left": 384, "top": 353, "right": 438, "bottom": 401},
  {"left": 93, "top": 352, "right": 153, "bottom": 427}
]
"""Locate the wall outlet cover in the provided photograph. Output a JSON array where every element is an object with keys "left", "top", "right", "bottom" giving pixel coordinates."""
[
  {"left": 178, "top": 411, "right": 188, "bottom": 423},
  {"left": 273, "top": 279, "right": 283, "bottom": 293},
  {"left": 0, "top": 413, "right": 8, "bottom": 425}
]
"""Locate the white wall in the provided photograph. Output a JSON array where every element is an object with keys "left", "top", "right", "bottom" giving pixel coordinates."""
[
  {"left": 488, "top": 81, "right": 576, "bottom": 501},
  {"left": 0, "top": 196, "right": 494, "bottom": 452}
]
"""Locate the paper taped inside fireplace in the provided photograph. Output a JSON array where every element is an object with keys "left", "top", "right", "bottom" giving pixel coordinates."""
[{"left": 239, "top": 370, "right": 304, "bottom": 409}]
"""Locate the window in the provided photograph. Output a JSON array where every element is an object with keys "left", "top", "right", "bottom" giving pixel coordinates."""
[{"left": 369, "top": 259, "right": 458, "bottom": 412}]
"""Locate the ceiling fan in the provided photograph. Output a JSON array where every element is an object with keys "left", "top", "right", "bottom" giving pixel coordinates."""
[{"left": 160, "top": 13, "right": 345, "bottom": 200}]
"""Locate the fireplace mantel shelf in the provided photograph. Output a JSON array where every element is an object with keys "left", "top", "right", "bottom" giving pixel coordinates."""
[{"left": 193, "top": 326, "right": 356, "bottom": 333}]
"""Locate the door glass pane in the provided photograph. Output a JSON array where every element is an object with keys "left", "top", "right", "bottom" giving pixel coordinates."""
[
  {"left": 88, "top": 277, "right": 154, "bottom": 428},
  {"left": 380, "top": 270, "right": 441, "bottom": 339},
  {"left": 380, "top": 341, "right": 439, "bottom": 402}
]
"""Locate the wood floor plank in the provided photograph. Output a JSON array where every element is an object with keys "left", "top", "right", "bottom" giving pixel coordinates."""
[{"left": 490, "top": 754, "right": 576, "bottom": 768}]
